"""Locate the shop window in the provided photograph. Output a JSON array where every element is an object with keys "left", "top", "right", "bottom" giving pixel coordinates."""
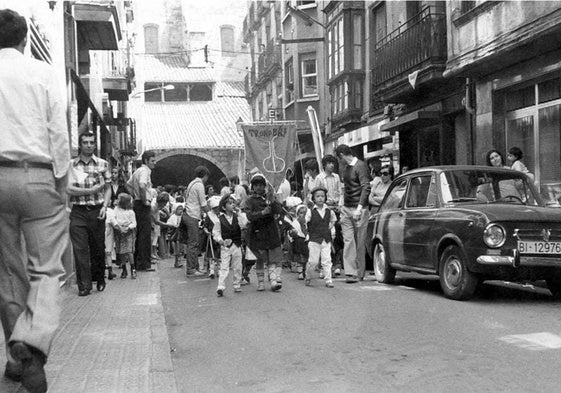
[
  {"left": 506, "top": 85, "right": 535, "bottom": 112},
  {"left": 539, "top": 78, "right": 561, "bottom": 104},
  {"left": 301, "top": 58, "right": 317, "bottom": 97}
]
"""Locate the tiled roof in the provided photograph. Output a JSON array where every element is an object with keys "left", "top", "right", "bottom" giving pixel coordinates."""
[
  {"left": 129, "top": 92, "right": 250, "bottom": 150},
  {"left": 216, "top": 81, "right": 245, "bottom": 97},
  {"left": 137, "top": 55, "right": 215, "bottom": 82}
]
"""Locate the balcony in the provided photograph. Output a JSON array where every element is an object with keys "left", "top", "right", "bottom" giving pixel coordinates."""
[
  {"left": 371, "top": 6, "right": 446, "bottom": 103},
  {"left": 116, "top": 118, "right": 136, "bottom": 156},
  {"left": 256, "top": 39, "right": 281, "bottom": 86}
]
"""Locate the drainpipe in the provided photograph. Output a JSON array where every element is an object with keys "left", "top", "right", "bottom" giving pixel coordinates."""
[{"left": 464, "top": 77, "right": 476, "bottom": 164}]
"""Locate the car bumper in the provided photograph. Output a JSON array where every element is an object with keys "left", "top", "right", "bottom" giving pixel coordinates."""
[{"left": 477, "top": 250, "right": 561, "bottom": 268}]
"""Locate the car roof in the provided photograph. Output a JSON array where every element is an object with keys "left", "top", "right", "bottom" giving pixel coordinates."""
[{"left": 399, "top": 165, "right": 517, "bottom": 176}]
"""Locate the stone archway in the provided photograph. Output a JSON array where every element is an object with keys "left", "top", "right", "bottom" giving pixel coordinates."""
[{"left": 151, "top": 148, "right": 243, "bottom": 191}]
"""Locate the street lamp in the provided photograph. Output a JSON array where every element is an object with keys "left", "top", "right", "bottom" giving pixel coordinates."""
[{"left": 130, "top": 84, "right": 175, "bottom": 98}]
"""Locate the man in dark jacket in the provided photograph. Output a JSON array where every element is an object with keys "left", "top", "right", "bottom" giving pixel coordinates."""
[
  {"left": 246, "top": 173, "right": 284, "bottom": 291},
  {"left": 334, "top": 144, "right": 371, "bottom": 283}
]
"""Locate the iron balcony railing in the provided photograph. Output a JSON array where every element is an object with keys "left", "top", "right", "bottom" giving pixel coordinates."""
[{"left": 371, "top": 6, "right": 446, "bottom": 90}]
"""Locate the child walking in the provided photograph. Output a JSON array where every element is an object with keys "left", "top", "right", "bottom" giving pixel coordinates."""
[
  {"left": 305, "top": 186, "right": 336, "bottom": 288},
  {"left": 166, "top": 202, "right": 185, "bottom": 268},
  {"left": 213, "top": 194, "right": 248, "bottom": 296},
  {"left": 246, "top": 173, "right": 284, "bottom": 292},
  {"left": 284, "top": 202, "right": 309, "bottom": 280},
  {"left": 112, "top": 193, "right": 137, "bottom": 279}
]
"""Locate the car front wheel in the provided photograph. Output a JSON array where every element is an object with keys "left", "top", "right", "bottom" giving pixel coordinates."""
[
  {"left": 439, "top": 245, "right": 478, "bottom": 300},
  {"left": 373, "top": 242, "right": 396, "bottom": 284}
]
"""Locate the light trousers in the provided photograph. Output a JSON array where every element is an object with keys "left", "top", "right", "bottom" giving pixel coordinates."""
[
  {"left": 217, "top": 244, "right": 242, "bottom": 290},
  {"left": 306, "top": 240, "right": 333, "bottom": 282},
  {"left": 340, "top": 206, "right": 369, "bottom": 278},
  {"left": 0, "top": 167, "right": 67, "bottom": 360}
]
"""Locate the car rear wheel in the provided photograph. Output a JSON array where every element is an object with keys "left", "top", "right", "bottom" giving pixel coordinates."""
[
  {"left": 439, "top": 245, "right": 478, "bottom": 300},
  {"left": 373, "top": 242, "right": 395, "bottom": 284}
]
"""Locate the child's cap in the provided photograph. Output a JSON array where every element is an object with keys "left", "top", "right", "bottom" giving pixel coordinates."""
[
  {"left": 285, "top": 196, "right": 302, "bottom": 209},
  {"left": 250, "top": 173, "right": 266, "bottom": 186},
  {"left": 310, "top": 185, "right": 328, "bottom": 197},
  {"left": 296, "top": 204, "right": 307, "bottom": 214}
]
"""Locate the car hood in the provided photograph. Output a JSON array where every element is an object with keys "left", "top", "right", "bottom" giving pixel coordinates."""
[{"left": 454, "top": 203, "right": 561, "bottom": 223}]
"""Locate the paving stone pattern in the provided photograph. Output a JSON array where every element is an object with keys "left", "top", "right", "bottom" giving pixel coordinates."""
[{"left": 0, "top": 268, "right": 177, "bottom": 393}]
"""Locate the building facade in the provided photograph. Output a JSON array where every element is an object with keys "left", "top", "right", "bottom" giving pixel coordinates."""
[
  {"left": 444, "top": 0, "right": 561, "bottom": 206},
  {"left": 243, "top": 0, "right": 328, "bottom": 181}
]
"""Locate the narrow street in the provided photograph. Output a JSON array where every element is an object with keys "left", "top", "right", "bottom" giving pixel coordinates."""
[
  {"left": 1, "top": 258, "right": 560, "bottom": 392},
  {"left": 159, "top": 260, "right": 561, "bottom": 393}
]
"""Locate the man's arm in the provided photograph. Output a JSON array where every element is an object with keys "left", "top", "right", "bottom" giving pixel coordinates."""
[{"left": 47, "top": 71, "right": 70, "bottom": 179}]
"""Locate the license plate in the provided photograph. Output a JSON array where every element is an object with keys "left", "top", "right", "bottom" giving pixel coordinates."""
[{"left": 518, "top": 241, "right": 561, "bottom": 254}]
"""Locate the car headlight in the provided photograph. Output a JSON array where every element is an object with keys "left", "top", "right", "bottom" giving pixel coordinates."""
[{"left": 483, "top": 224, "right": 506, "bottom": 248}]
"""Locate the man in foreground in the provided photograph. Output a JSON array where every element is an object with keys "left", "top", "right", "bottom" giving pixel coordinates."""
[{"left": 0, "top": 9, "right": 69, "bottom": 392}]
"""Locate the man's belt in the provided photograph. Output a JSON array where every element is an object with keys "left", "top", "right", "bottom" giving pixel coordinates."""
[
  {"left": 72, "top": 204, "right": 104, "bottom": 211},
  {"left": 0, "top": 160, "right": 52, "bottom": 170}
]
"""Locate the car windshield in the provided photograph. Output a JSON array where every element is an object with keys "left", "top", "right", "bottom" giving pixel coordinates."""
[{"left": 439, "top": 169, "right": 539, "bottom": 205}]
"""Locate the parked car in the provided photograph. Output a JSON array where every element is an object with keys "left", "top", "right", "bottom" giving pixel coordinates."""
[{"left": 370, "top": 165, "right": 561, "bottom": 300}]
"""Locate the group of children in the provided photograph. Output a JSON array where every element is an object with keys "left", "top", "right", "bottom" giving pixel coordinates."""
[{"left": 173, "top": 172, "right": 339, "bottom": 297}]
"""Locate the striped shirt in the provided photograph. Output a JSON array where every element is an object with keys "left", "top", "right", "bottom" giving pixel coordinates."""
[
  {"left": 316, "top": 172, "right": 343, "bottom": 207},
  {"left": 68, "top": 155, "right": 111, "bottom": 206}
]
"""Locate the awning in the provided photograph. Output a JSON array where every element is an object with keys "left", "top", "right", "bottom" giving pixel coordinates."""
[
  {"left": 70, "top": 69, "right": 111, "bottom": 138},
  {"left": 379, "top": 110, "right": 441, "bottom": 133},
  {"left": 74, "top": 3, "right": 121, "bottom": 50},
  {"left": 103, "top": 77, "right": 129, "bottom": 101}
]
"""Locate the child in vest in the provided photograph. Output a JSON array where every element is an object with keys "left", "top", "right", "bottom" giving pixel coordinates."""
[
  {"left": 213, "top": 194, "right": 248, "bottom": 296},
  {"left": 112, "top": 193, "right": 137, "bottom": 279},
  {"left": 305, "top": 186, "right": 336, "bottom": 288},
  {"left": 246, "top": 173, "right": 284, "bottom": 291}
]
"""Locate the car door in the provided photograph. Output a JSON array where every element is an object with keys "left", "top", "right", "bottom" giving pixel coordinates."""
[
  {"left": 377, "top": 177, "right": 408, "bottom": 265},
  {"left": 401, "top": 173, "right": 438, "bottom": 271}
]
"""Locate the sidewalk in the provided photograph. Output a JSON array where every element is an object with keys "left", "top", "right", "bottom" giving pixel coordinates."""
[{"left": 0, "top": 262, "right": 178, "bottom": 393}]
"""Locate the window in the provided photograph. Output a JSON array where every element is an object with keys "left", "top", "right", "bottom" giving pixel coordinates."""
[
  {"left": 372, "top": 3, "right": 387, "bottom": 46},
  {"left": 164, "top": 83, "right": 187, "bottom": 102},
  {"left": 327, "top": 17, "right": 344, "bottom": 79},
  {"left": 143, "top": 82, "right": 212, "bottom": 102},
  {"left": 189, "top": 84, "right": 213, "bottom": 101},
  {"left": 405, "top": 175, "right": 434, "bottom": 208},
  {"left": 144, "top": 82, "right": 163, "bottom": 102},
  {"left": 144, "top": 24, "right": 159, "bottom": 54},
  {"left": 460, "top": 1, "right": 476, "bottom": 14},
  {"left": 220, "top": 26, "right": 235, "bottom": 56},
  {"left": 301, "top": 58, "right": 317, "bottom": 97},
  {"left": 352, "top": 14, "right": 362, "bottom": 69},
  {"left": 285, "top": 58, "right": 294, "bottom": 104},
  {"left": 380, "top": 178, "right": 407, "bottom": 212}
]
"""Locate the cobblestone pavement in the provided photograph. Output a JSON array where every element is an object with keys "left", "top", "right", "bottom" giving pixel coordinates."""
[{"left": 0, "top": 263, "right": 177, "bottom": 393}]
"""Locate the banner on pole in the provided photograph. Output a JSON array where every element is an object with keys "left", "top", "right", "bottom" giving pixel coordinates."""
[{"left": 241, "top": 122, "right": 297, "bottom": 190}]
